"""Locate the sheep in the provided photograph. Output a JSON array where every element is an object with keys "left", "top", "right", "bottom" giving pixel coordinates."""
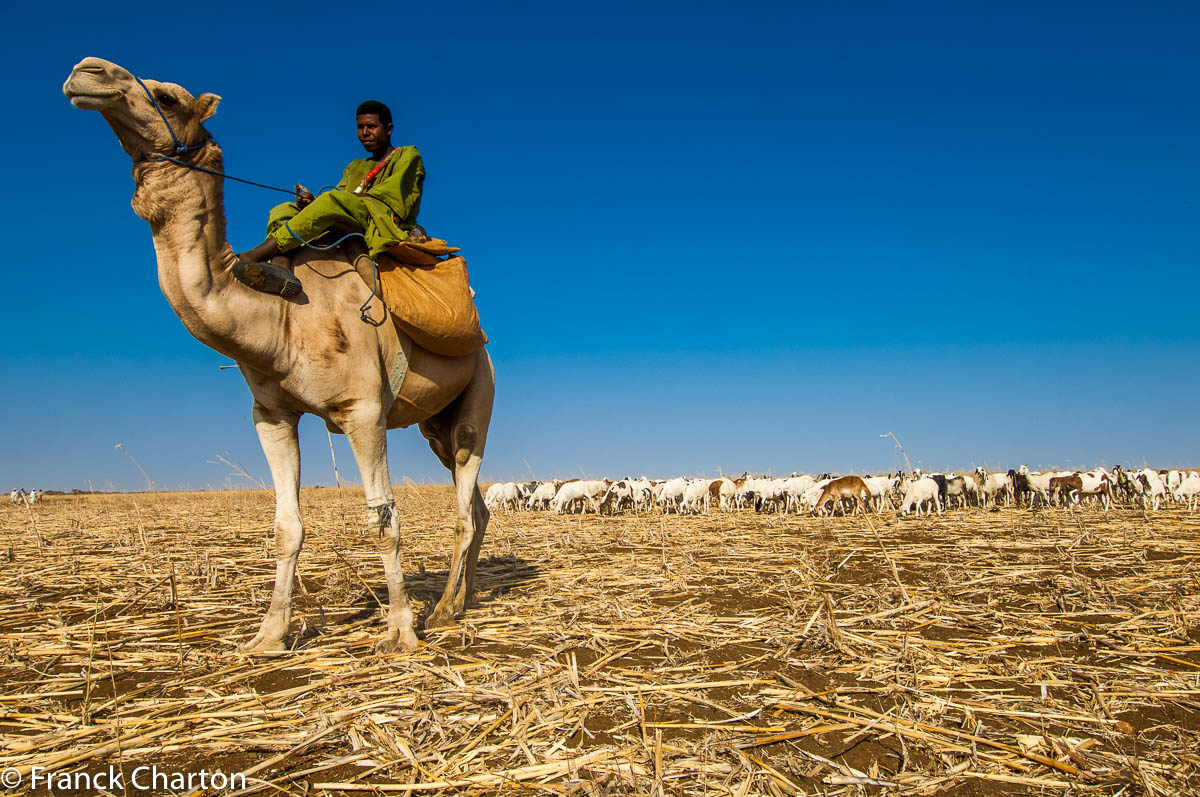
[
  {"left": 900, "top": 477, "right": 942, "bottom": 516},
  {"left": 492, "top": 461, "right": 1187, "bottom": 517},
  {"left": 584, "top": 480, "right": 613, "bottom": 513}
]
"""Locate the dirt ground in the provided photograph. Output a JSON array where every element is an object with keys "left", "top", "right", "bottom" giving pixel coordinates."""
[{"left": 0, "top": 488, "right": 1197, "bottom": 795}]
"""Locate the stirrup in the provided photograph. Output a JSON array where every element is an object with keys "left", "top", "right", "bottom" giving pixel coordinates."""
[{"left": 232, "top": 260, "right": 301, "bottom": 298}]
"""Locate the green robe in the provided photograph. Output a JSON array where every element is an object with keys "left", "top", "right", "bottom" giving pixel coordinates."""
[{"left": 267, "top": 145, "right": 425, "bottom": 258}]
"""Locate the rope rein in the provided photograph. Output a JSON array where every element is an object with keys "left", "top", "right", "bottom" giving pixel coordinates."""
[
  {"left": 133, "top": 76, "right": 206, "bottom": 157},
  {"left": 153, "top": 153, "right": 296, "bottom": 194},
  {"left": 281, "top": 224, "right": 382, "bottom": 322},
  {"left": 134, "top": 76, "right": 385, "bottom": 319},
  {"left": 134, "top": 76, "right": 295, "bottom": 194}
]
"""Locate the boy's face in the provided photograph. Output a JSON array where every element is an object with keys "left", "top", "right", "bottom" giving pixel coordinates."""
[{"left": 357, "top": 113, "right": 392, "bottom": 153}]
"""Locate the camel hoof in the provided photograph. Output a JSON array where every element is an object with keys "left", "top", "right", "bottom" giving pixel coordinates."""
[
  {"left": 425, "top": 610, "right": 457, "bottom": 631},
  {"left": 239, "top": 637, "right": 287, "bottom": 656},
  {"left": 376, "top": 632, "right": 419, "bottom": 655}
]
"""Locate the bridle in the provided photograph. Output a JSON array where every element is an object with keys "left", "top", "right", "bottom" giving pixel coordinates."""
[
  {"left": 134, "top": 75, "right": 208, "bottom": 157},
  {"left": 131, "top": 73, "right": 385, "bottom": 320},
  {"left": 133, "top": 75, "right": 294, "bottom": 195}
]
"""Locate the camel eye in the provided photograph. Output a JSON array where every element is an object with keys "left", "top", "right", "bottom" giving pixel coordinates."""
[{"left": 155, "top": 92, "right": 178, "bottom": 107}]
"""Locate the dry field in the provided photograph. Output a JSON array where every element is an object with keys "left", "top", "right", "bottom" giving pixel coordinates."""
[{"left": 1, "top": 488, "right": 1198, "bottom": 795}]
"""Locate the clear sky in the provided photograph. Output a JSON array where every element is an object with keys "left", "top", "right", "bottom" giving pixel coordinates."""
[{"left": 3, "top": 1, "right": 1197, "bottom": 490}]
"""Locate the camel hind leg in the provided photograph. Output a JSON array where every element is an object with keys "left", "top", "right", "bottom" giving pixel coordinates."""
[{"left": 423, "top": 351, "right": 495, "bottom": 630}]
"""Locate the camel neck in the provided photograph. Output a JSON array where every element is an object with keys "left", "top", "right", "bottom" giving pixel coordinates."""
[{"left": 132, "top": 146, "right": 283, "bottom": 365}]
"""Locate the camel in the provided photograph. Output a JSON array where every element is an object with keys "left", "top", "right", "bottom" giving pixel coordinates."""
[{"left": 63, "top": 57, "right": 495, "bottom": 654}]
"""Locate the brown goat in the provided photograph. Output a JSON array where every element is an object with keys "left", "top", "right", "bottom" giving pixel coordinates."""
[
  {"left": 811, "top": 476, "right": 873, "bottom": 516},
  {"left": 1049, "top": 475, "right": 1083, "bottom": 505}
]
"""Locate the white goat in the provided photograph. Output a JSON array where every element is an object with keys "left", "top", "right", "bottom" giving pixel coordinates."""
[
  {"left": 900, "top": 477, "right": 942, "bottom": 516},
  {"left": 679, "top": 480, "right": 712, "bottom": 514},
  {"left": 526, "top": 481, "right": 560, "bottom": 510},
  {"left": 975, "top": 469, "right": 1012, "bottom": 507},
  {"left": 657, "top": 478, "right": 689, "bottom": 514},
  {"left": 862, "top": 476, "right": 898, "bottom": 513},
  {"left": 484, "top": 482, "right": 521, "bottom": 513},
  {"left": 598, "top": 480, "right": 635, "bottom": 514},
  {"left": 797, "top": 479, "right": 833, "bottom": 513},
  {"left": 629, "top": 478, "right": 656, "bottom": 511},
  {"left": 1019, "top": 469, "right": 1056, "bottom": 506},
  {"left": 1175, "top": 473, "right": 1200, "bottom": 511},
  {"left": 782, "top": 475, "right": 818, "bottom": 513},
  {"left": 1138, "top": 469, "right": 1167, "bottom": 511},
  {"left": 551, "top": 481, "right": 593, "bottom": 514}
]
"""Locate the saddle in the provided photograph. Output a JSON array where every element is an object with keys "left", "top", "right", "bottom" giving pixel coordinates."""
[{"left": 347, "top": 236, "right": 488, "bottom": 358}]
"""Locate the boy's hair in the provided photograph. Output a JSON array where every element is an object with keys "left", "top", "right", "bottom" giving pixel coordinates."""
[{"left": 356, "top": 100, "right": 392, "bottom": 127}]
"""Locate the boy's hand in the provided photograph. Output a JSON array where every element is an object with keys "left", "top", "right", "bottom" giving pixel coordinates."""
[{"left": 295, "top": 184, "right": 315, "bottom": 208}]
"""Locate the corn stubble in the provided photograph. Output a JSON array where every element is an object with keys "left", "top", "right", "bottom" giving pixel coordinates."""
[{"left": 0, "top": 488, "right": 1197, "bottom": 794}]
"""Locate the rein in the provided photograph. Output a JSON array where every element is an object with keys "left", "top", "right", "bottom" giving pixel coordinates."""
[
  {"left": 132, "top": 75, "right": 386, "bottom": 320},
  {"left": 134, "top": 75, "right": 295, "bottom": 195}
]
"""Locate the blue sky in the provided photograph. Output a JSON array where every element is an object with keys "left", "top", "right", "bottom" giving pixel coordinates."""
[{"left": 3, "top": 1, "right": 1197, "bottom": 490}]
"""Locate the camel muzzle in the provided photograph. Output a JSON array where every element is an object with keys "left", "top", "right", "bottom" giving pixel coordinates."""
[{"left": 63, "top": 57, "right": 134, "bottom": 109}]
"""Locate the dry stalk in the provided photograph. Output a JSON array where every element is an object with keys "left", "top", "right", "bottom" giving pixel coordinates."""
[{"left": 0, "top": 489, "right": 1195, "bottom": 794}]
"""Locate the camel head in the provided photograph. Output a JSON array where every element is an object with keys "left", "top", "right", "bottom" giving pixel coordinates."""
[{"left": 63, "top": 57, "right": 220, "bottom": 162}]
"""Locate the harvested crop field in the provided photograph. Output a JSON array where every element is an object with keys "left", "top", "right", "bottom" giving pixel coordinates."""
[{"left": 1, "top": 488, "right": 1198, "bottom": 795}]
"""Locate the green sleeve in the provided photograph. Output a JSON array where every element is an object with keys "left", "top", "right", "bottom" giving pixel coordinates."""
[{"left": 370, "top": 147, "right": 425, "bottom": 225}]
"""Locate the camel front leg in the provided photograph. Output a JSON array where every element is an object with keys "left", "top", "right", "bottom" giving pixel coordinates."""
[
  {"left": 241, "top": 407, "right": 303, "bottom": 654},
  {"left": 341, "top": 411, "right": 418, "bottom": 654}
]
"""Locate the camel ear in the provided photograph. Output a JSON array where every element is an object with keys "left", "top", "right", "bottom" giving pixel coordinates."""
[{"left": 195, "top": 93, "right": 221, "bottom": 122}]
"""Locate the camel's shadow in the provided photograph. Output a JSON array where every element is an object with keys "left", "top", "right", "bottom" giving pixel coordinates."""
[{"left": 293, "top": 555, "right": 540, "bottom": 648}]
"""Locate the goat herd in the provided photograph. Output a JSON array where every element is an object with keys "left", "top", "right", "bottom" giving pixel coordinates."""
[
  {"left": 484, "top": 465, "right": 1199, "bottom": 517},
  {"left": 11, "top": 467, "right": 1195, "bottom": 517}
]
